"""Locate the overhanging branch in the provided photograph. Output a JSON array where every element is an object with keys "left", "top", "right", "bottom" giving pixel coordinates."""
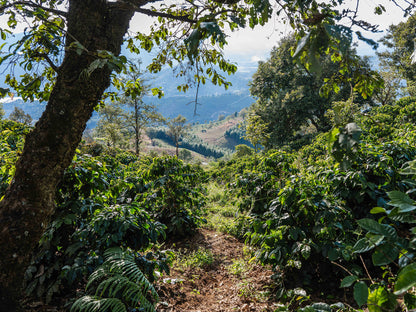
[
  {"left": 135, "top": 7, "right": 197, "bottom": 23},
  {"left": 33, "top": 53, "right": 60, "bottom": 72},
  {"left": 0, "top": 1, "right": 68, "bottom": 17}
]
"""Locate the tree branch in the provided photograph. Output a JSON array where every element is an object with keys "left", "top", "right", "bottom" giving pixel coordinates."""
[
  {"left": 134, "top": 7, "right": 197, "bottom": 24},
  {"left": 0, "top": 1, "right": 68, "bottom": 17},
  {"left": 33, "top": 53, "right": 60, "bottom": 73},
  {"left": 115, "top": 0, "right": 197, "bottom": 24}
]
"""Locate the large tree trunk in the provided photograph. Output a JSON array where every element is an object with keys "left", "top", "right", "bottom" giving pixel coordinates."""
[{"left": 0, "top": 0, "right": 134, "bottom": 309}]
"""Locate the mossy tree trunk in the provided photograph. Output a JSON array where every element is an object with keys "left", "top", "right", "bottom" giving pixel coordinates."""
[{"left": 0, "top": 1, "right": 134, "bottom": 309}]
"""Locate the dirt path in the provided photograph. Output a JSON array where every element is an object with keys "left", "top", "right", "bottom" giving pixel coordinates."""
[{"left": 156, "top": 229, "right": 280, "bottom": 312}]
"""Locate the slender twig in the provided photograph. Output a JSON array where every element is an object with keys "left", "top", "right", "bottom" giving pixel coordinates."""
[
  {"left": 32, "top": 53, "right": 59, "bottom": 72},
  {"left": 351, "top": 0, "right": 360, "bottom": 28},
  {"left": 359, "top": 255, "right": 374, "bottom": 284},
  {"left": 330, "top": 260, "right": 354, "bottom": 276}
]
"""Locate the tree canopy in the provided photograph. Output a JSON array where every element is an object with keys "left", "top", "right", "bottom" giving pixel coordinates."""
[
  {"left": 378, "top": 14, "right": 416, "bottom": 95},
  {"left": 246, "top": 35, "right": 373, "bottom": 148}
]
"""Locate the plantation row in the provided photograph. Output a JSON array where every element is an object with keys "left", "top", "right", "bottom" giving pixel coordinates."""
[
  {"left": 210, "top": 97, "right": 416, "bottom": 310},
  {"left": 1, "top": 97, "right": 416, "bottom": 311},
  {"left": 1, "top": 120, "right": 207, "bottom": 310}
]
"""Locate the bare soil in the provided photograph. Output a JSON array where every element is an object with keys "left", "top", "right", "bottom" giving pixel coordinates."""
[
  {"left": 21, "top": 228, "right": 280, "bottom": 312},
  {"left": 156, "top": 228, "right": 281, "bottom": 312}
]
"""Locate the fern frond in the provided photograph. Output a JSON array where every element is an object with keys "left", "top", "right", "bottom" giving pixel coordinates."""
[
  {"left": 109, "top": 259, "right": 147, "bottom": 283},
  {"left": 70, "top": 296, "right": 126, "bottom": 312},
  {"left": 123, "top": 286, "right": 156, "bottom": 312},
  {"left": 95, "top": 275, "right": 129, "bottom": 297},
  {"left": 86, "top": 267, "right": 107, "bottom": 291},
  {"left": 72, "top": 248, "right": 159, "bottom": 312}
]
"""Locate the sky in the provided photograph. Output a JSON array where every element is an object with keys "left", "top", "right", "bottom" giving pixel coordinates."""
[
  {"left": 126, "top": 0, "right": 409, "bottom": 66},
  {"left": 0, "top": 1, "right": 412, "bottom": 82}
]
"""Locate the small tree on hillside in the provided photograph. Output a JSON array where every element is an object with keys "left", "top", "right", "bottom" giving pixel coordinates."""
[
  {"left": 168, "top": 115, "right": 188, "bottom": 157},
  {"left": 0, "top": 103, "right": 4, "bottom": 120},
  {"left": 8, "top": 107, "right": 32, "bottom": 125},
  {"left": 111, "top": 64, "right": 164, "bottom": 155},
  {"left": 244, "top": 112, "right": 270, "bottom": 151},
  {"left": 94, "top": 102, "right": 127, "bottom": 148}
]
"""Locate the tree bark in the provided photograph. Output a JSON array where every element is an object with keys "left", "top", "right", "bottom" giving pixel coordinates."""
[{"left": 0, "top": 0, "right": 134, "bottom": 309}]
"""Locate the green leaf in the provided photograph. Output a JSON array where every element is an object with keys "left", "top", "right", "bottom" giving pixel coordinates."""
[
  {"left": 310, "top": 302, "right": 331, "bottom": 311},
  {"left": 345, "top": 122, "right": 361, "bottom": 138},
  {"left": 387, "top": 191, "right": 416, "bottom": 213},
  {"left": 340, "top": 275, "right": 358, "bottom": 288},
  {"left": 353, "top": 237, "right": 375, "bottom": 253},
  {"left": 327, "top": 248, "right": 339, "bottom": 261},
  {"left": 368, "top": 286, "right": 397, "bottom": 312},
  {"left": 394, "top": 262, "right": 416, "bottom": 295},
  {"left": 329, "top": 302, "right": 345, "bottom": 309},
  {"left": 372, "top": 244, "right": 399, "bottom": 266},
  {"left": 354, "top": 281, "right": 368, "bottom": 307},
  {"left": 0, "top": 87, "right": 9, "bottom": 97},
  {"left": 357, "top": 218, "right": 397, "bottom": 239},
  {"left": 301, "top": 244, "right": 311, "bottom": 260},
  {"left": 370, "top": 207, "right": 386, "bottom": 214}
]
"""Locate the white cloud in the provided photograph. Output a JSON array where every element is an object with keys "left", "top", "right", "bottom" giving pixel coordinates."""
[
  {"left": 223, "top": 19, "right": 289, "bottom": 55},
  {"left": 250, "top": 56, "right": 264, "bottom": 63},
  {"left": 0, "top": 97, "right": 22, "bottom": 103}
]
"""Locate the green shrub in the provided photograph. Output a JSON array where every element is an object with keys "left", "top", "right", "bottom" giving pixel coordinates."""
[
  {"left": 340, "top": 159, "right": 416, "bottom": 310},
  {"left": 218, "top": 119, "right": 416, "bottom": 301},
  {"left": 23, "top": 155, "right": 167, "bottom": 303},
  {"left": 141, "top": 156, "right": 207, "bottom": 237}
]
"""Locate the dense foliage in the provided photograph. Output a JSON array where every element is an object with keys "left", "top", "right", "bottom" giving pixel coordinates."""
[
  {"left": 212, "top": 97, "right": 416, "bottom": 310},
  {"left": 0, "top": 122, "right": 207, "bottom": 306},
  {"left": 2, "top": 95, "right": 416, "bottom": 310},
  {"left": 378, "top": 15, "right": 416, "bottom": 90},
  {"left": 247, "top": 35, "right": 374, "bottom": 149}
]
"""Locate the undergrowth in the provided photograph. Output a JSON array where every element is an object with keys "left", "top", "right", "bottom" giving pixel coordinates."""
[
  {"left": 172, "top": 247, "right": 214, "bottom": 271},
  {"left": 203, "top": 181, "right": 242, "bottom": 236}
]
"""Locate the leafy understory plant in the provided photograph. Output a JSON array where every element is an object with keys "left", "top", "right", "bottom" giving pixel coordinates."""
[
  {"left": 71, "top": 248, "right": 158, "bottom": 312},
  {"left": 340, "top": 159, "right": 416, "bottom": 311}
]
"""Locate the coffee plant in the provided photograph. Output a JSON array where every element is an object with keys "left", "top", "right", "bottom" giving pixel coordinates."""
[
  {"left": 215, "top": 97, "right": 416, "bottom": 306},
  {"left": 340, "top": 159, "right": 416, "bottom": 311},
  {"left": 23, "top": 154, "right": 168, "bottom": 303},
  {"left": 140, "top": 156, "right": 207, "bottom": 237},
  {"left": 16, "top": 153, "right": 206, "bottom": 303}
]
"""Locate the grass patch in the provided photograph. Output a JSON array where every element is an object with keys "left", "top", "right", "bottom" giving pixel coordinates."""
[
  {"left": 204, "top": 182, "right": 243, "bottom": 235},
  {"left": 227, "top": 246, "right": 255, "bottom": 277},
  {"left": 173, "top": 247, "right": 214, "bottom": 271}
]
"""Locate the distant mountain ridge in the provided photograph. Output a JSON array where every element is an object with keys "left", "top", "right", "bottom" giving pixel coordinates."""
[{"left": 0, "top": 33, "right": 259, "bottom": 125}]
